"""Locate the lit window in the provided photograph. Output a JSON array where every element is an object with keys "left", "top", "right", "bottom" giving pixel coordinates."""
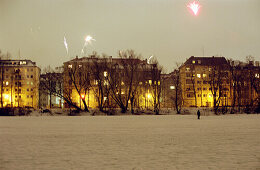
[
  {"left": 209, "top": 94, "right": 213, "bottom": 97},
  {"left": 192, "top": 60, "right": 196, "bottom": 64},
  {"left": 170, "top": 86, "right": 175, "bottom": 90},
  {"left": 104, "top": 97, "right": 107, "bottom": 101},
  {"left": 27, "top": 82, "right": 29, "bottom": 85},
  {"left": 4, "top": 94, "right": 9, "bottom": 99},
  {"left": 20, "top": 61, "right": 27, "bottom": 65},
  {"left": 79, "top": 64, "right": 82, "bottom": 68},
  {"left": 104, "top": 80, "right": 108, "bottom": 85},
  {"left": 139, "top": 82, "right": 142, "bottom": 85},
  {"left": 31, "top": 82, "right": 33, "bottom": 85},
  {"left": 149, "top": 80, "right": 152, "bottom": 85},
  {"left": 104, "top": 71, "right": 108, "bottom": 77},
  {"left": 121, "top": 81, "right": 124, "bottom": 85},
  {"left": 121, "top": 91, "right": 124, "bottom": 94},
  {"left": 197, "top": 74, "right": 201, "bottom": 78},
  {"left": 68, "top": 64, "right": 72, "bottom": 68},
  {"left": 198, "top": 60, "right": 201, "bottom": 64},
  {"left": 203, "top": 74, "right": 206, "bottom": 78},
  {"left": 5, "top": 81, "right": 9, "bottom": 85},
  {"left": 209, "top": 68, "right": 212, "bottom": 71},
  {"left": 158, "top": 81, "right": 160, "bottom": 85},
  {"left": 255, "top": 73, "right": 259, "bottom": 78},
  {"left": 186, "top": 67, "right": 190, "bottom": 71}
]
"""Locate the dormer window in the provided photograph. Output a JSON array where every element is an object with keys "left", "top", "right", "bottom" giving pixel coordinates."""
[
  {"left": 198, "top": 60, "right": 201, "bottom": 64},
  {"left": 68, "top": 64, "right": 72, "bottom": 68}
]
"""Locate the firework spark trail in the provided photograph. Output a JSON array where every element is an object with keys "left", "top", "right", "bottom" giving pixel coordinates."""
[
  {"left": 147, "top": 55, "right": 153, "bottom": 64},
  {"left": 187, "top": 1, "right": 201, "bottom": 16},
  {"left": 64, "top": 35, "right": 68, "bottom": 55},
  {"left": 81, "top": 35, "right": 96, "bottom": 56}
]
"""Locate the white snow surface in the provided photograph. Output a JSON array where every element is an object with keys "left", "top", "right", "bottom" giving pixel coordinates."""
[{"left": 0, "top": 115, "right": 259, "bottom": 170}]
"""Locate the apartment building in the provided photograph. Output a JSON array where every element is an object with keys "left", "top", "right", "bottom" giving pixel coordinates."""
[
  {"left": 0, "top": 59, "right": 40, "bottom": 108},
  {"left": 63, "top": 55, "right": 161, "bottom": 110},
  {"left": 39, "top": 72, "right": 63, "bottom": 109},
  {"left": 230, "top": 60, "right": 260, "bottom": 108},
  {"left": 180, "top": 56, "right": 232, "bottom": 107}
]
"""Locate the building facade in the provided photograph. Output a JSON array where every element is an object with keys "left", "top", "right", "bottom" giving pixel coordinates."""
[
  {"left": 229, "top": 60, "right": 260, "bottom": 109},
  {"left": 63, "top": 55, "right": 161, "bottom": 111},
  {"left": 0, "top": 59, "right": 40, "bottom": 108},
  {"left": 179, "top": 56, "right": 232, "bottom": 108},
  {"left": 39, "top": 72, "right": 63, "bottom": 109}
]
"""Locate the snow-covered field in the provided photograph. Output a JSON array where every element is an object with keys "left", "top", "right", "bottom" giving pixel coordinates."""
[{"left": 0, "top": 115, "right": 259, "bottom": 170}]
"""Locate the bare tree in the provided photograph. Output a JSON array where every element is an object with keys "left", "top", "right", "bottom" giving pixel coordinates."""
[
  {"left": 190, "top": 65, "right": 197, "bottom": 107},
  {"left": 149, "top": 58, "right": 162, "bottom": 115},
  {"left": 208, "top": 65, "right": 229, "bottom": 114},
  {"left": 170, "top": 64, "right": 182, "bottom": 114},
  {"left": 89, "top": 53, "right": 110, "bottom": 113},
  {"left": 41, "top": 66, "right": 82, "bottom": 111},
  {"left": 107, "top": 50, "right": 141, "bottom": 113},
  {"left": 67, "top": 62, "right": 91, "bottom": 112}
]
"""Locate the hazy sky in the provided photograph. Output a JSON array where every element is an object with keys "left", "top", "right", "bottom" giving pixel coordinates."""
[{"left": 0, "top": 0, "right": 259, "bottom": 72}]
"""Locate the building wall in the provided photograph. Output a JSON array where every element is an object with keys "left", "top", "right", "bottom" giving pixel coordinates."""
[
  {"left": 63, "top": 57, "right": 161, "bottom": 110},
  {"left": 0, "top": 60, "right": 40, "bottom": 108},
  {"left": 39, "top": 72, "right": 63, "bottom": 109},
  {"left": 180, "top": 57, "right": 232, "bottom": 108}
]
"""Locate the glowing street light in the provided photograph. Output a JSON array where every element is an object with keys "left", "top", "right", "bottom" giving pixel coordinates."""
[
  {"left": 187, "top": 1, "right": 201, "bottom": 16},
  {"left": 81, "top": 94, "right": 85, "bottom": 99}
]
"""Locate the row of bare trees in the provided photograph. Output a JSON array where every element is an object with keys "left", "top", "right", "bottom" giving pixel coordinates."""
[
  {"left": 41, "top": 50, "right": 163, "bottom": 114},
  {"left": 169, "top": 56, "right": 259, "bottom": 114},
  {"left": 229, "top": 56, "right": 260, "bottom": 113}
]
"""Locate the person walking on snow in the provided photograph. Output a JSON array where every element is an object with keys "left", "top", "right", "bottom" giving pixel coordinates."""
[{"left": 197, "top": 110, "right": 201, "bottom": 119}]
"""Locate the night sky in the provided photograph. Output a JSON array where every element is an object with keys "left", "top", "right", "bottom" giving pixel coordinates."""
[{"left": 0, "top": 0, "right": 259, "bottom": 72}]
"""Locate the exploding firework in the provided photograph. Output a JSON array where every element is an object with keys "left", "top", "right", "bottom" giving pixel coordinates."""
[
  {"left": 187, "top": 1, "right": 201, "bottom": 16},
  {"left": 64, "top": 35, "right": 68, "bottom": 55},
  {"left": 81, "top": 35, "right": 96, "bottom": 56}
]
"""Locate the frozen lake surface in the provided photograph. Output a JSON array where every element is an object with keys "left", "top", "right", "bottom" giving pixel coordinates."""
[{"left": 0, "top": 115, "right": 259, "bottom": 170}]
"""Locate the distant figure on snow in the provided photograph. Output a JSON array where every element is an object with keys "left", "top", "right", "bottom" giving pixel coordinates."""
[{"left": 197, "top": 110, "right": 201, "bottom": 119}]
